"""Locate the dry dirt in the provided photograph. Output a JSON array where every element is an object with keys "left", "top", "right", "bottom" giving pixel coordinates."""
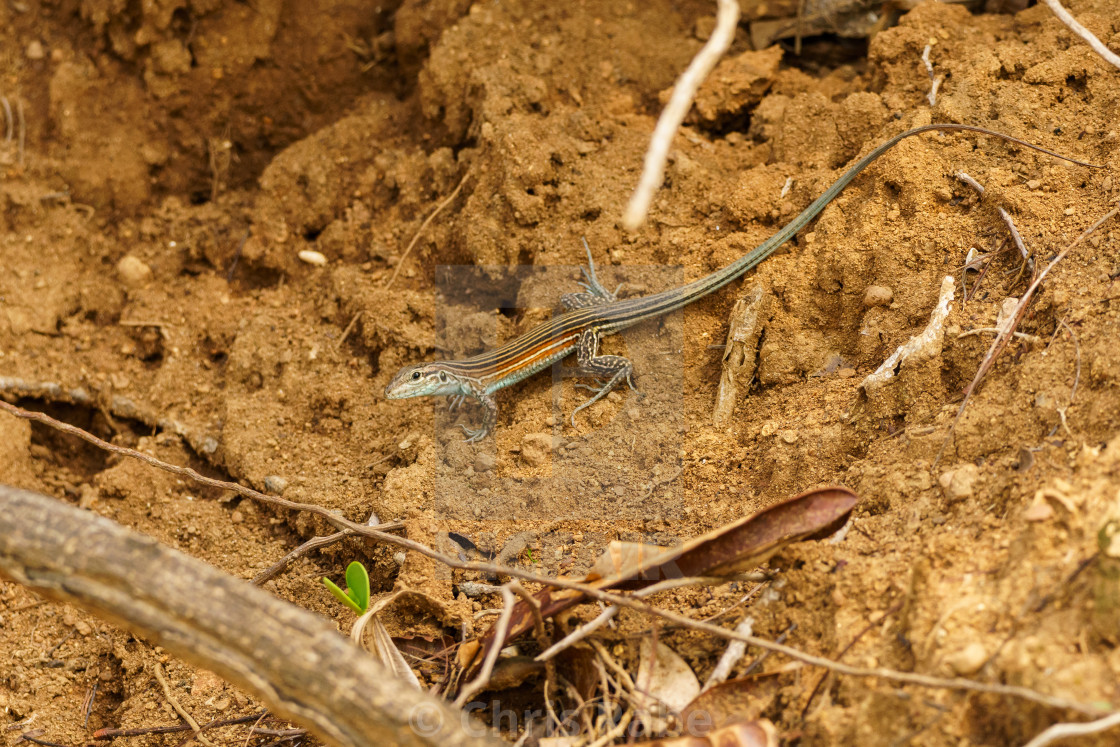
[{"left": 2, "top": 0, "right": 1120, "bottom": 744}]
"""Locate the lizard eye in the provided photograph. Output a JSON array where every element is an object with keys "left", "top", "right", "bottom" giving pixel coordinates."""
[
  {"left": 411, "top": 371, "right": 421, "bottom": 381},
  {"left": 439, "top": 371, "right": 448, "bottom": 382}
]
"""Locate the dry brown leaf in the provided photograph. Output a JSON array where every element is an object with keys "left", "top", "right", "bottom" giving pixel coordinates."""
[
  {"left": 466, "top": 486, "right": 859, "bottom": 673},
  {"left": 681, "top": 671, "right": 791, "bottom": 732},
  {"left": 638, "top": 718, "right": 779, "bottom": 747}
]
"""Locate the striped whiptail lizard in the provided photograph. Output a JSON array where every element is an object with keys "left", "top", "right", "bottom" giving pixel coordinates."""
[{"left": 384, "top": 124, "right": 1096, "bottom": 441}]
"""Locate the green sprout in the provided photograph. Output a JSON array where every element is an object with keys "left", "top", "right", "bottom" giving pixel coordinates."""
[{"left": 322, "top": 561, "right": 370, "bottom": 614}]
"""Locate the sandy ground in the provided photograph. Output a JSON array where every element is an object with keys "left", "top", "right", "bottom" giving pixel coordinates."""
[{"left": 2, "top": 0, "right": 1120, "bottom": 743}]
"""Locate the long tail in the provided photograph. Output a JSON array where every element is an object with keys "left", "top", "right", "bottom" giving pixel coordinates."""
[{"left": 668, "top": 123, "right": 1101, "bottom": 305}]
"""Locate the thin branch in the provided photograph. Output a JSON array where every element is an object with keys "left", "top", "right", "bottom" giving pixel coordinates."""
[
  {"left": 957, "top": 328, "right": 1042, "bottom": 344},
  {"left": 251, "top": 530, "right": 356, "bottom": 586},
  {"left": 937, "top": 206, "right": 1118, "bottom": 463},
  {"left": 153, "top": 663, "right": 216, "bottom": 747},
  {"left": 702, "top": 617, "right": 753, "bottom": 691},
  {"left": 2, "top": 95, "right": 12, "bottom": 142},
  {"left": 956, "top": 171, "right": 985, "bottom": 195},
  {"left": 536, "top": 606, "right": 618, "bottom": 662},
  {"left": 921, "top": 45, "right": 942, "bottom": 107},
  {"left": 1039, "top": 0, "right": 1120, "bottom": 70},
  {"left": 385, "top": 172, "right": 469, "bottom": 289},
  {"left": 1, "top": 400, "right": 1110, "bottom": 717},
  {"left": 17, "top": 97, "right": 25, "bottom": 166},
  {"left": 621, "top": 0, "right": 740, "bottom": 230},
  {"left": 1023, "top": 710, "right": 1120, "bottom": 747},
  {"left": 93, "top": 712, "right": 268, "bottom": 740},
  {"left": 998, "top": 208, "right": 1029, "bottom": 260}
]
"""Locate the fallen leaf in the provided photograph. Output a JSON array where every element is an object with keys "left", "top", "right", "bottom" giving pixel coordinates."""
[
  {"left": 639, "top": 718, "right": 779, "bottom": 747},
  {"left": 466, "top": 486, "right": 859, "bottom": 672},
  {"left": 681, "top": 671, "right": 789, "bottom": 733},
  {"left": 635, "top": 639, "right": 701, "bottom": 733}
]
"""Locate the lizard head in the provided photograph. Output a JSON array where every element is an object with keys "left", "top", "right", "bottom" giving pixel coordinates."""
[{"left": 385, "top": 362, "right": 468, "bottom": 400}]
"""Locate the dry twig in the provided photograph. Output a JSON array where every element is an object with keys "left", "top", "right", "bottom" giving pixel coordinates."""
[
  {"left": 1023, "top": 710, "right": 1120, "bottom": 747},
  {"left": 622, "top": 0, "right": 740, "bottom": 230},
  {"left": 937, "top": 206, "right": 1118, "bottom": 463},
  {"left": 921, "top": 45, "right": 942, "bottom": 107},
  {"left": 1039, "top": 0, "right": 1120, "bottom": 71},
  {"left": 153, "top": 663, "right": 216, "bottom": 747},
  {"left": 0, "top": 400, "right": 1111, "bottom": 718}
]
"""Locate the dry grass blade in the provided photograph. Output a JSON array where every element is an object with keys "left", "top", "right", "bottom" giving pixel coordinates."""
[
  {"left": 385, "top": 172, "right": 469, "bottom": 289},
  {"left": 937, "top": 206, "right": 1118, "bottom": 463}
]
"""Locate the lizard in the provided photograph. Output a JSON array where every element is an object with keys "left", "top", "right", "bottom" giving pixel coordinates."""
[{"left": 384, "top": 124, "right": 1097, "bottom": 441}]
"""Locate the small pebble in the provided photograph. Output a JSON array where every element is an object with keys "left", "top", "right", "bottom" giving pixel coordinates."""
[
  {"left": 1063, "top": 207, "right": 1075, "bottom": 216},
  {"left": 939, "top": 464, "right": 979, "bottom": 501},
  {"left": 298, "top": 249, "right": 327, "bottom": 266},
  {"left": 945, "top": 642, "right": 987, "bottom": 676},
  {"left": 1102, "top": 176, "right": 1113, "bottom": 192},
  {"left": 474, "top": 452, "right": 496, "bottom": 472},
  {"left": 393, "top": 552, "right": 406, "bottom": 566},
  {"left": 116, "top": 255, "right": 152, "bottom": 287},
  {"left": 1026, "top": 179, "right": 1041, "bottom": 190},
  {"left": 263, "top": 475, "right": 288, "bottom": 494},
  {"left": 780, "top": 429, "right": 798, "bottom": 444},
  {"left": 519, "top": 432, "right": 552, "bottom": 467},
  {"left": 25, "top": 40, "right": 44, "bottom": 60},
  {"left": 863, "top": 285, "right": 893, "bottom": 308}
]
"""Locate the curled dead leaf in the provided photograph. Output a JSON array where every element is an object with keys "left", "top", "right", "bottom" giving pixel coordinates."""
[{"left": 465, "top": 486, "right": 859, "bottom": 673}]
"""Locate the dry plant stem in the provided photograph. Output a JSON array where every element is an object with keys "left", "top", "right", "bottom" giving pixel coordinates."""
[
  {"left": 2, "top": 96, "right": 12, "bottom": 142},
  {"left": 957, "top": 328, "right": 1042, "bottom": 344},
  {"left": 385, "top": 172, "right": 469, "bottom": 289},
  {"left": 454, "top": 585, "right": 517, "bottom": 708},
  {"left": 251, "top": 530, "right": 355, "bottom": 585},
  {"left": 587, "top": 710, "right": 633, "bottom": 747},
  {"left": 936, "top": 206, "right": 1118, "bottom": 463},
  {"left": 702, "top": 617, "right": 754, "bottom": 691},
  {"left": 921, "top": 45, "right": 942, "bottom": 107},
  {"left": 621, "top": 0, "right": 739, "bottom": 230},
  {"left": 154, "top": 663, "right": 216, "bottom": 747},
  {"left": 956, "top": 171, "right": 985, "bottom": 195},
  {"left": 1023, "top": 710, "right": 1120, "bottom": 747},
  {"left": 1039, "top": 0, "right": 1120, "bottom": 70},
  {"left": 94, "top": 712, "right": 268, "bottom": 740},
  {"left": 0, "top": 398, "right": 404, "bottom": 538},
  {"left": 0, "top": 485, "right": 502, "bottom": 747},
  {"left": 17, "top": 97, "right": 25, "bottom": 166},
  {"left": 998, "top": 208, "right": 1029, "bottom": 260},
  {"left": 0, "top": 403, "right": 1108, "bottom": 718},
  {"left": 536, "top": 606, "right": 618, "bottom": 661}
]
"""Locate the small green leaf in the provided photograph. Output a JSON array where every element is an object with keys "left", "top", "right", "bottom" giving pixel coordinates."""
[
  {"left": 345, "top": 561, "right": 370, "bottom": 612},
  {"left": 323, "top": 576, "right": 363, "bottom": 614}
]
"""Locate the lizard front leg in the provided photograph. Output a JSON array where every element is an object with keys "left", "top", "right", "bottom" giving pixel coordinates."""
[{"left": 457, "top": 390, "right": 498, "bottom": 443}]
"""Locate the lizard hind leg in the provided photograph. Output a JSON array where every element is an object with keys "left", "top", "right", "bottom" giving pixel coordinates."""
[
  {"left": 569, "top": 327, "right": 638, "bottom": 427},
  {"left": 560, "top": 237, "right": 623, "bottom": 311}
]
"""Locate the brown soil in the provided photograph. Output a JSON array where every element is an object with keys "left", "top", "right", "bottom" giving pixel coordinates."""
[{"left": 2, "top": 0, "right": 1120, "bottom": 744}]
